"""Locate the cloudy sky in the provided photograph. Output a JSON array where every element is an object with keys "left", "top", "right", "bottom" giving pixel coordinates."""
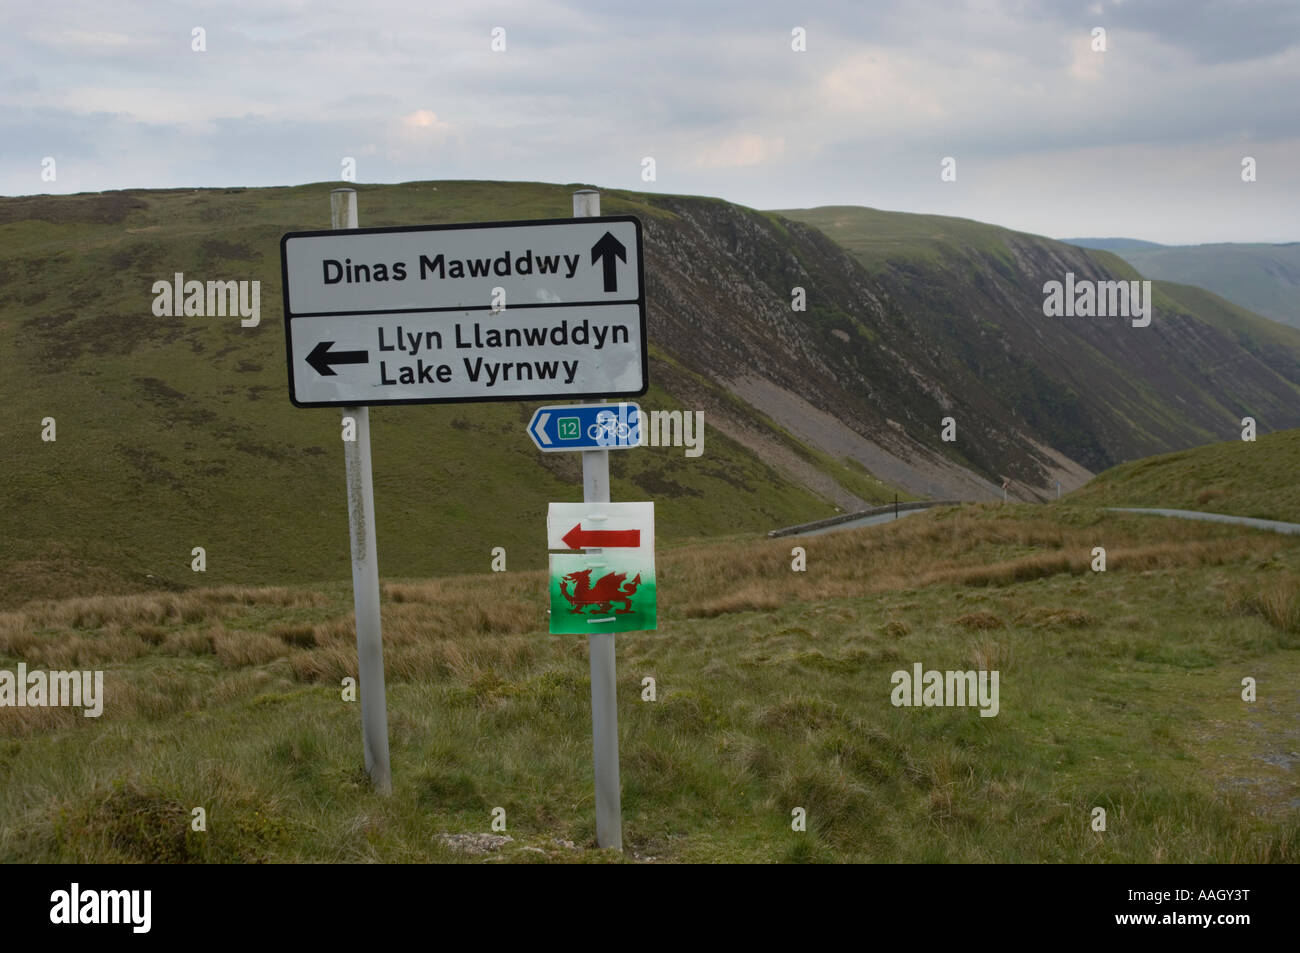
[{"left": 3, "top": 0, "right": 1298, "bottom": 243}]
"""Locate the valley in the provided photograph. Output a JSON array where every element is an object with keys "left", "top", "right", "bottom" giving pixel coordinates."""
[{"left": 5, "top": 180, "right": 1300, "bottom": 601}]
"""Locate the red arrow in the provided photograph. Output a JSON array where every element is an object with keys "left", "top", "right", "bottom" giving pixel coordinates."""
[{"left": 561, "top": 523, "right": 641, "bottom": 549}]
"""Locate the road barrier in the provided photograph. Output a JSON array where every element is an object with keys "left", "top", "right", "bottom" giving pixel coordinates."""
[{"left": 768, "top": 500, "right": 966, "bottom": 538}]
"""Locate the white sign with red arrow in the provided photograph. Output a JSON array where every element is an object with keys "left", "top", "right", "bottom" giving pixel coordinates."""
[{"left": 547, "top": 501, "right": 654, "bottom": 553}]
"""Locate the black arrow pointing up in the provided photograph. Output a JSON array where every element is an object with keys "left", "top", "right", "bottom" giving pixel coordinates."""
[
  {"left": 591, "top": 231, "right": 627, "bottom": 293},
  {"left": 307, "top": 340, "right": 369, "bottom": 376}
]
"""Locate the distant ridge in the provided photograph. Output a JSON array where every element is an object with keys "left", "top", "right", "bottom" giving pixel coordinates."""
[
  {"left": 1060, "top": 238, "right": 1300, "bottom": 329},
  {"left": 1062, "top": 237, "right": 1167, "bottom": 251}
]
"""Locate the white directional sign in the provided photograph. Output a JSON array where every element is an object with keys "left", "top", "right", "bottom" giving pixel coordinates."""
[
  {"left": 547, "top": 501, "right": 655, "bottom": 553},
  {"left": 280, "top": 216, "right": 646, "bottom": 407}
]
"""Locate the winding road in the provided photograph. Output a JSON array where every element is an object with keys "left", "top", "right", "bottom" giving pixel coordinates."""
[{"left": 1108, "top": 507, "right": 1300, "bottom": 535}]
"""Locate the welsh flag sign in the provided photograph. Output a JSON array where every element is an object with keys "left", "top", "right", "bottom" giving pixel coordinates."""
[{"left": 546, "top": 502, "right": 656, "bottom": 635}]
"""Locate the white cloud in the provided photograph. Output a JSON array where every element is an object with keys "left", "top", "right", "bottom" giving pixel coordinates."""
[
  {"left": 818, "top": 51, "right": 949, "bottom": 123},
  {"left": 401, "top": 110, "right": 453, "bottom": 133},
  {"left": 693, "top": 134, "right": 785, "bottom": 169}
]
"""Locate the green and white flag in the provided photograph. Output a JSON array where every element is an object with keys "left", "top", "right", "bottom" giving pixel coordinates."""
[{"left": 546, "top": 502, "right": 656, "bottom": 635}]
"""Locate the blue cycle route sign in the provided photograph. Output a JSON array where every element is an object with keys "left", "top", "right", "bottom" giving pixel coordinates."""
[{"left": 527, "top": 402, "right": 642, "bottom": 452}]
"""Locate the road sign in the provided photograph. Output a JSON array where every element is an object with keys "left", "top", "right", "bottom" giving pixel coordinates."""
[
  {"left": 547, "top": 502, "right": 655, "bottom": 635},
  {"left": 528, "top": 402, "right": 641, "bottom": 452},
  {"left": 280, "top": 216, "right": 646, "bottom": 407},
  {"left": 547, "top": 502, "right": 655, "bottom": 552}
]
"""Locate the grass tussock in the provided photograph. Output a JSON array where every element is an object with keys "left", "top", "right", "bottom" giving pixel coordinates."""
[
  {"left": 0, "top": 700, "right": 82, "bottom": 737},
  {"left": 969, "top": 636, "right": 1013, "bottom": 672},
  {"left": 1228, "top": 573, "right": 1300, "bottom": 634},
  {"left": 211, "top": 625, "right": 289, "bottom": 668},
  {"left": 953, "top": 610, "right": 1004, "bottom": 630},
  {"left": 686, "top": 584, "right": 784, "bottom": 618},
  {"left": 12, "top": 586, "right": 326, "bottom": 633},
  {"left": 161, "top": 629, "right": 213, "bottom": 656},
  {"left": 45, "top": 779, "right": 292, "bottom": 863},
  {"left": 1015, "top": 607, "right": 1097, "bottom": 628}
]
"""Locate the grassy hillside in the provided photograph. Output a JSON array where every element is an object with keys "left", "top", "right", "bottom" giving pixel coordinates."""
[
  {"left": 1067, "top": 428, "right": 1300, "bottom": 524},
  {"left": 769, "top": 205, "right": 1024, "bottom": 275},
  {"left": 1, "top": 182, "right": 913, "bottom": 608},
  {"left": 3, "top": 505, "right": 1297, "bottom": 862},
  {"left": 1149, "top": 279, "right": 1300, "bottom": 385}
]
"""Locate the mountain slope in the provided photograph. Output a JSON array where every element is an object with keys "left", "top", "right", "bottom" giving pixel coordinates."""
[{"left": 776, "top": 205, "right": 1300, "bottom": 477}]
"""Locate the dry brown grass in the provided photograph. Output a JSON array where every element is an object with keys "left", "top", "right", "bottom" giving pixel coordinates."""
[
  {"left": 34, "top": 631, "right": 152, "bottom": 669},
  {"left": 161, "top": 629, "right": 213, "bottom": 656},
  {"left": 287, "top": 644, "right": 357, "bottom": 683},
  {"left": 0, "top": 699, "right": 82, "bottom": 736},
  {"left": 271, "top": 624, "right": 316, "bottom": 648},
  {"left": 101, "top": 671, "right": 208, "bottom": 720},
  {"left": 662, "top": 509, "right": 1279, "bottom": 616},
  {"left": 970, "top": 636, "right": 1013, "bottom": 672},
  {"left": 1015, "top": 607, "right": 1097, "bottom": 628},
  {"left": 12, "top": 586, "right": 326, "bottom": 632},
  {"left": 211, "top": 626, "right": 288, "bottom": 668},
  {"left": 286, "top": 630, "right": 535, "bottom": 685},
  {"left": 0, "top": 509, "right": 1289, "bottom": 689},
  {"left": 953, "top": 610, "right": 1004, "bottom": 630},
  {"left": 0, "top": 571, "right": 548, "bottom": 690},
  {"left": 0, "top": 613, "right": 36, "bottom": 657},
  {"left": 1228, "top": 573, "right": 1300, "bottom": 633},
  {"left": 686, "top": 584, "right": 785, "bottom": 618}
]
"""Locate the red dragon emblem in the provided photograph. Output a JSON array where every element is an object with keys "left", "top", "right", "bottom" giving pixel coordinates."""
[{"left": 560, "top": 569, "right": 642, "bottom": 614}]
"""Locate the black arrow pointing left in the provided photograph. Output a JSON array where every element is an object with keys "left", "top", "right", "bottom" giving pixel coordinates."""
[{"left": 307, "top": 340, "right": 369, "bottom": 376}]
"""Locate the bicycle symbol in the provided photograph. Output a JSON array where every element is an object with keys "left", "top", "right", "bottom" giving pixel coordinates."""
[{"left": 588, "top": 409, "right": 639, "bottom": 445}]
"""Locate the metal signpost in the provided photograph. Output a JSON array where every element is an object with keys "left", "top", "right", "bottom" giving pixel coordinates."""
[
  {"left": 329, "top": 189, "right": 391, "bottom": 794},
  {"left": 281, "top": 188, "right": 649, "bottom": 846},
  {"left": 540, "top": 188, "right": 651, "bottom": 851}
]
